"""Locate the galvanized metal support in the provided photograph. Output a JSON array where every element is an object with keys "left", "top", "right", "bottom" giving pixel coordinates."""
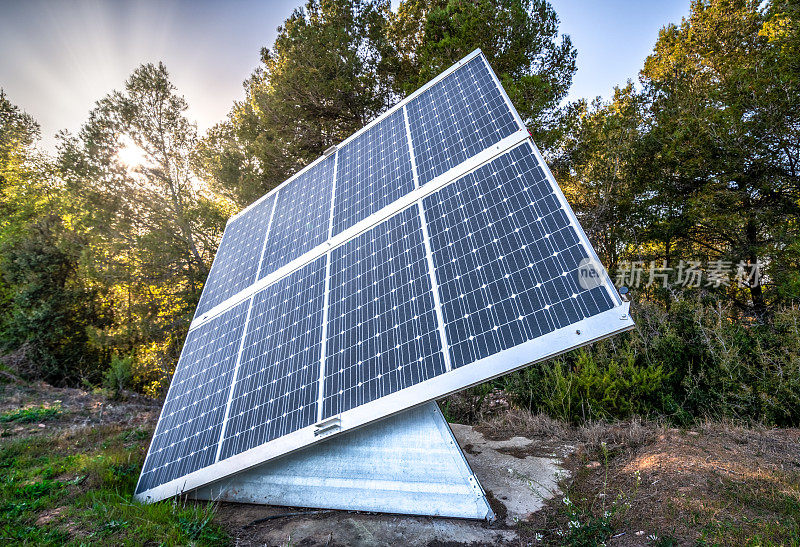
[{"left": 190, "top": 401, "right": 494, "bottom": 520}]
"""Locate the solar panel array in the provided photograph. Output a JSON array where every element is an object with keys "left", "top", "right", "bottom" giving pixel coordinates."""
[{"left": 136, "top": 50, "right": 625, "bottom": 501}]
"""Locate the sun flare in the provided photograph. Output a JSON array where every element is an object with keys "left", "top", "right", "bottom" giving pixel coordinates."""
[{"left": 116, "top": 135, "right": 150, "bottom": 171}]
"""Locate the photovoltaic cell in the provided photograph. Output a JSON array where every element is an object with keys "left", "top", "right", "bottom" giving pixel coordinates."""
[
  {"left": 195, "top": 194, "right": 275, "bottom": 316},
  {"left": 136, "top": 299, "right": 250, "bottom": 494},
  {"left": 219, "top": 256, "right": 326, "bottom": 460},
  {"left": 407, "top": 55, "right": 520, "bottom": 186},
  {"left": 423, "top": 143, "right": 615, "bottom": 369},
  {"left": 258, "top": 155, "right": 335, "bottom": 279},
  {"left": 323, "top": 207, "right": 446, "bottom": 418},
  {"left": 331, "top": 109, "right": 415, "bottom": 236}
]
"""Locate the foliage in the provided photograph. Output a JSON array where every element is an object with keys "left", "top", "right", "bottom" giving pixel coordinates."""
[
  {"left": 638, "top": 0, "right": 800, "bottom": 312},
  {"left": 55, "top": 63, "right": 231, "bottom": 381},
  {"left": 0, "top": 215, "right": 106, "bottom": 384},
  {"left": 102, "top": 354, "right": 133, "bottom": 396},
  {"left": 503, "top": 349, "right": 669, "bottom": 423},
  {"left": 0, "top": 404, "right": 61, "bottom": 423},
  {"left": 502, "top": 299, "right": 800, "bottom": 425}
]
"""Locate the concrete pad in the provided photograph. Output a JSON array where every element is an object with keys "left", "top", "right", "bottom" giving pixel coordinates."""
[
  {"left": 450, "top": 423, "right": 570, "bottom": 525},
  {"left": 219, "top": 422, "right": 571, "bottom": 544},
  {"left": 216, "top": 507, "right": 517, "bottom": 546}
]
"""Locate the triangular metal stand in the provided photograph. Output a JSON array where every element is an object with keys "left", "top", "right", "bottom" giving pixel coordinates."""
[{"left": 190, "top": 402, "right": 494, "bottom": 520}]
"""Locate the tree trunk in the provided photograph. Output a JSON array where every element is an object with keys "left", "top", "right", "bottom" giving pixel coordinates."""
[{"left": 746, "top": 219, "right": 766, "bottom": 315}]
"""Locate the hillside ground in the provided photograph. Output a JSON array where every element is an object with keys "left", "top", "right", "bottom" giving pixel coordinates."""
[{"left": 0, "top": 380, "right": 798, "bottom": 546}]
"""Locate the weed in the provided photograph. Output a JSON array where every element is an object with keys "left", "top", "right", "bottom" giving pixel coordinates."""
[
  {"left": 0, "top": 403, "right": 61, "bottom": 423},
  {"left": 545, "top": 441, "right": 642, "bottom": 545}
]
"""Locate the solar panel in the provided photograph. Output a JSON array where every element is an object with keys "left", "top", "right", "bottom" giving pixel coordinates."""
[
  {"left": 194, "top": 194, "right": 275, "bottom": 316},
  {"left": 331, "top": 108, "right": 414, "bottom": 236},
  {"left": 258, "top": 154, "right": 335, "bottom": 279},
  {"left": 423, "top": 143, "right": 615, "bottom": 369},
  {"left": 219, "top": 256, "right": 326, "bottom": 459},
  {"left": 138, "top": 299, "right": 250, "bottom": 493},
  {"left": 136, "top": 49, "right": 633, "bottom": 503},
  {"left": 406, "top": 54, "right": 519, "bottom": 186},
  {"left": 323, "top": 206, "right": 446, "bottom": 418}
]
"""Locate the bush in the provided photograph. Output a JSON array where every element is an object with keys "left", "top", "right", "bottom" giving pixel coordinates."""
[
  {"left": 502, "top": 350, "right": 668, "bottom": 423},
  {"left": 500, "top": 298, "right": 800, "bottom": 426},
  {"left": 103, "top": 354, "right": 133, "bottom": 396}
]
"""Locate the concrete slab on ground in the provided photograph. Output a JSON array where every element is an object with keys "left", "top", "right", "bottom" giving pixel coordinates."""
[
  {"left": 450, "top": 424, "right": 571, "bottom": 526},
  {"left": 218, "top": 421, "right": 572, "bottom": 545}
]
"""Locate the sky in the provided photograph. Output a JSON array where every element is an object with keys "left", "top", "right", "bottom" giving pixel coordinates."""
[{"left": 0, "top": 0, "right": 690, "bottom": 152}]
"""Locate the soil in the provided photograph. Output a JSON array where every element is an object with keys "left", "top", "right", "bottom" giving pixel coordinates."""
[
  {"left": 4, "top": 381, "right": 799, "bottom": 545},
  {"left": 0, "top": 381, "right": 159, "bottom": 439}
]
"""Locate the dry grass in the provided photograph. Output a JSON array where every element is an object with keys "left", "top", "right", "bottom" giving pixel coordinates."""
[{"left": 510, "top": 413, "right": 800, "bottom": 545}]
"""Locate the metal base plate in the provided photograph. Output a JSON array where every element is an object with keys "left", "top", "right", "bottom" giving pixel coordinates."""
[{"left": 190, "top": 402, "right": 493, "bottom": 520}]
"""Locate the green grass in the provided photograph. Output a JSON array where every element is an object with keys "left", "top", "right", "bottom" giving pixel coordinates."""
[
  {"left": 0, "top": 404, "right": 62, "bottom": 423},
  {"left": 0, "top": 425, "right": 228, "bottom": 545}
]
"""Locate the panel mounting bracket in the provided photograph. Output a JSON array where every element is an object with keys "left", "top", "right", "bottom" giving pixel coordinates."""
[{"left": 313, "top": 416, "right": 341, "bottom": 437}]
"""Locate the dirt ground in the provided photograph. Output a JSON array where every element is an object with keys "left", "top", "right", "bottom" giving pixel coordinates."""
[
  {"left": 0, "top": 381, "right": 159, "bottom": 437},
  {"left": 2, "top": 381, "right": 798, "bottom": 545}
]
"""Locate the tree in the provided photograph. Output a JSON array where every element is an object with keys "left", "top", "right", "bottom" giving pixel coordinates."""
[
  {"left": 194, "top": 0, "right": 393, "bottom": 206},
  {"left": 388, "top": 0, "right": 577, "bottom": 149},
  {"left": 0, "top": 89, "right": 49, "bottom": 237},
  {"left": 640, "top": 0, "right": 800, "bottom": 312},
  {"left": 553, "top": 84, "right": 646, "bottom": 271},
  {"left": 0, "top": 91, "right": 106, "bottom": 382},
  {"left": 58, "top": 63, "right": 228, "bottom": 370},
  {"left": 0, "top": 215, "right": 105, "bottom": 384}
]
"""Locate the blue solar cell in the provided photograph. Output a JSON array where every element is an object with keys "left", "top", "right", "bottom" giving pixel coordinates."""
[
  {"left": 219, "top": 256, "right": 327, "bottom": 460},
  {"left": 407, "top": 55, "right": 520, "bottom": 186},
  {"left": 331, "top": 109, "right": 415, "bottom": 236},
  {"left": 195, "top": 194, "right": 275, "bottom": 317},
  {"left": 136, "top": 299, "right": 250, "bottom": 494},
  {"left": 258, "top": 155, "right": 335, "bottom": 279},
  {"left": 323, "top": 206, "right": 446, "bottom": 418},
  {"left": 423, "top": 143, "right": 614, "bottom": 369}
]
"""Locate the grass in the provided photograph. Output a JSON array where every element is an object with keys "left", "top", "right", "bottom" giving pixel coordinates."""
[
  {"left": 0, "top": 424, "right": 228, "bottom": 545},
  {"left": 0, "top": 404, "right": 62, "bottom": 423}
]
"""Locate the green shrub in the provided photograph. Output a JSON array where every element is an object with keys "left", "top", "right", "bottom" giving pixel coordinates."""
[
  {"left": 503, "top": 350, "right": 668, "bottom": 423},
  {"left": 103, "top": 354, "right": 133, "bottom": 396},
  {"left": 0, "top": 404, "right": 61, "bottom": 423},
  {"left": 501, "top": 298, "right": 800, "bottom": 426}
]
